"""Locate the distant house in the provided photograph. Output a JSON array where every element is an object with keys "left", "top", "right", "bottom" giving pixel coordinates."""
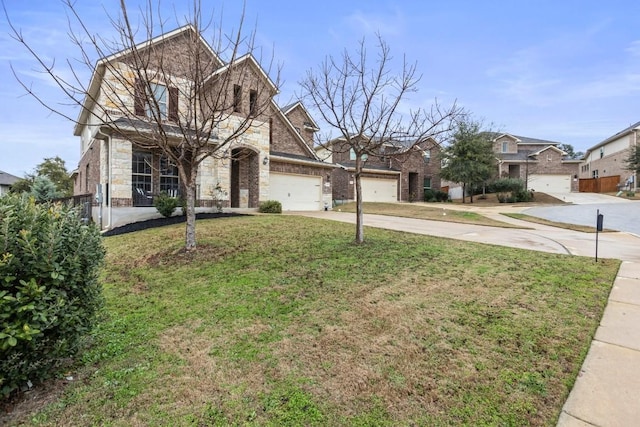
[
  {"left": 492, "top": 133, "right": 580, "bottom": 193},
  {"left": 317, "top": 136, "right": 441, "bottom": 203},
  {"left": 442, "top": 133, "right": 580, "bottom": 199},
  {"left": 73, "top": 25, "right": 333, "bottom": 229},
  {"left": 579, "top": 121, "right": 639, "bottom": 192},
  {"left": 0, "top": 170, "right": 20, "bottom": 196}
]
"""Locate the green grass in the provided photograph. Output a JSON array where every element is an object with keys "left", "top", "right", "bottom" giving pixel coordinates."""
[
  {"left": 10, "top": 216, "right": 619, "bottom": 426},
  {"left": 337, "top": 202, "right": 525, "bottom": 228}
]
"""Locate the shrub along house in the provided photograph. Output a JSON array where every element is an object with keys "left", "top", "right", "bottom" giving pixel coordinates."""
[
  {"left": 72, "top": 26, "right": 332, "bottom": 229},
  {"left": 317, "top": 136, "right": 442, "bottom": 203}
]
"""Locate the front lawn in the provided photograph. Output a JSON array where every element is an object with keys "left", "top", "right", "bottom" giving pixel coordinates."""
[{"left": 10, "top": 216, "right": 619, "bottom": 426}]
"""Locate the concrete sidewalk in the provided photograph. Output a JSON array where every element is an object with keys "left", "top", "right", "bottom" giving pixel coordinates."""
[{"left": 292, "top": 210, "right": 640, "bottom": 427}]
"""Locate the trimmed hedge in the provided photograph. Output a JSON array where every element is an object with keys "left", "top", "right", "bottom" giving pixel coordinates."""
[
  {"left": 259, "top": 200, "right": 282, "bottom": 213},
  {"left": 0, "top": 195, "right": 105, "bottom": 397}
]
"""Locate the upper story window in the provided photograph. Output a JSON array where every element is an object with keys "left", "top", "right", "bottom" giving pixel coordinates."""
[
  {"left": 134, "top": 79, "right": 178, "bottom": 122},
  {"left": 423, "top": 149, "right": 431, "bottom": 163},
  {"left": 249, "top": 90, "right": 257, "bottom": 116},
  {"left": 349, "top": 148, "right": 368, "bottom": 161},
  {"left": 502, "top": 141, "right": 508, "bottom": 153},
  {"left": 599, "top": 147, "right": 604, "bottom": 159},
  {"left": 233, "top": 85, "right": 242, "bottom": 112},
  {"left": 147, "top": 83, "right": 167, "bottom": 120}
]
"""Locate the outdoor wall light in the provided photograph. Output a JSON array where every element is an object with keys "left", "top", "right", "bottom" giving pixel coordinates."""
[{"left": 263, "top": 156, "right": 269, "bottom": 165}]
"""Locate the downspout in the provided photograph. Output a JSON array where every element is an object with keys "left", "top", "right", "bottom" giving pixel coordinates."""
[{"left": 96, "top": 128, "right": 112, "bottom": 230}]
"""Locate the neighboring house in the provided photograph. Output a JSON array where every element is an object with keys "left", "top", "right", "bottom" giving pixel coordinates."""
[
  {"left": 492, "top": 133, "right": 580, "bottom": 193},
  {"left": 579, "top": 121, "right": 639, "bottom": 192},
  {"left": 317, "top": 137, "right": 441, "bottom": 203},
  {"left": 442, "top": 133, "right": 580, "bottom": 199},
  {"left": 73, "top": 26, "right": 332, "bottom": 229},
  {"left": 0, "top": 170, "right": 20, "bottom": 196}
]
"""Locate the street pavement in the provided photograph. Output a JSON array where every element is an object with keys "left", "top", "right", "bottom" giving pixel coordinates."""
[
  {"left": 292, "top": 207, "right": 640, "bottom": 427},
  {"left": 524, "top": 192, "right": 639, "bottom": 236}
]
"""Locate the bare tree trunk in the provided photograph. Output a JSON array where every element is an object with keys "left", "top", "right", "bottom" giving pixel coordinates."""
[
  {"left": 185, "top": 174, "right": 197, "bottom": 251},
  {"left": 353, "top": 154, "right": 364, "bottom": 243},
  {"left": 462, "top": 183, "right": 466, "bottom": 204},
  {"left": 355, "top": 173, "right": 364, "bottom": 244}
]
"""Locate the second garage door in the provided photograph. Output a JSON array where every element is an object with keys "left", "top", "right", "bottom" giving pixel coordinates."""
[
  {"left": 270, "top": 173, "right": 322, "bottom": 211},
  {"left": 361, "top": 177, "right": 398, "bottom": 202},
  {"left": 527, "top": 174, "right": 571, "bottom": 193}
]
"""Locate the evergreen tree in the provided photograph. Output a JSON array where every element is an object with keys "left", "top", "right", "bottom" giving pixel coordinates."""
[
  {"left": 30, "top": 176, "right": 60, "bottom": 202},
  {"left": 440, "top": 119, "right": 495, "bottom": 203}
]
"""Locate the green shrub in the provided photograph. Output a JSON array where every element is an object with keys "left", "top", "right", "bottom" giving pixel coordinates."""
[
  {"left": 424, "top": 189, "right": 450, "bottom": 202},
  {"left": 490, "top": 178, "right": 534, "bottom": 203},
  {"left": 0, "top": 194, "right": 105, "bottom": 397},
  {"left": 154, "top": 192, "right": 179, "bottom": 217},
  {"left": 259, "top": 200, "right": 282, "bottom": 213}
]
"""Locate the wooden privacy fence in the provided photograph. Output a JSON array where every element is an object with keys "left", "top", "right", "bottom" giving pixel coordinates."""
[{"left": 579, "top": 176, "right": 620, "bottom": 193}]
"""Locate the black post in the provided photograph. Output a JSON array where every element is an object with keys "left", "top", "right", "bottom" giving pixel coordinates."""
[{"left": 595, "top": 209, "right": 604, "bottom": 262}]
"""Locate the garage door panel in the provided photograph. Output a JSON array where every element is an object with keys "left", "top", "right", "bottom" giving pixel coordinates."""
[
  {"left": 270, "top": 173, "right": 322, "bottom": 211},
  {"left": 528, "top": 174, "right": 571, "bottom": 193},
  {"left": 361, "top": 177, "right": 397, "bottom": 202}
]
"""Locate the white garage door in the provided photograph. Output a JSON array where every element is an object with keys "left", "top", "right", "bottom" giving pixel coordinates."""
[
  {"left": 270, "top": 173, "right": 322, "bottom": 211},
  {"left": 361, "top": 177, "right": 397, "bottom": 202},
  {"left": 527, "top": 174, "right": 571, "bottom": 193}
]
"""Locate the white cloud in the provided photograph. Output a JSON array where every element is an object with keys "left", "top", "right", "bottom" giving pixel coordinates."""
[{"left": 345, "top": 9, "right": 404, "bottom": 37}]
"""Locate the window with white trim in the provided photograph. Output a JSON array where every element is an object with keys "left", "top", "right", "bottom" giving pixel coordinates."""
[{"left": 147, "top": 83, "right": 168, "bottom": 120}]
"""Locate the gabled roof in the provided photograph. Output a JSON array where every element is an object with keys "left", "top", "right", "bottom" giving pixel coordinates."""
[
  {"left": 529, "top": 145, "right": 567, "bottom": 156},
  {"left": 271, "top": 100, "right": 319, "bottom": 160},
  {"left": 584, "top": 120, "right": 640, "bottom": 155},
  {"left": 75, "top": 25, "right": 229, "bottom": 135},
  {"left": 204, "top": 53, "right": 278, "bottom": 94},
  {"left": 282, "top": 101, "right": 320, "bottom": 131},
  {"left": 489, "top": 132, "right": 561, "bottom": 146},
  {"left": 0, "top": 170, "right": 20, "bottom": 186},
  {"left": 320, "top": 134, "right": 438, "bottom": 153}
]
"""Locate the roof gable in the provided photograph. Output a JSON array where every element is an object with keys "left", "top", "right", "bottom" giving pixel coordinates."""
[
  {"left": 76, "top": 25, "right": 228, "bottom": 134},
  {"left": 530, "top": 145, "right": 566, "bottom": 156},
  {"left": 282, "top": 101, "right": 320, "bottom": 131},
  {"left": 205, "top": 53, "right": 278, "bottom": 94}
]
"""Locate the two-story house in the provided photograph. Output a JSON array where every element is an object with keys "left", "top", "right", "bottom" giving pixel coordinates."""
[
  {"left": 73, "top": 25, "right": 333, "bottom": 228},
  {"left": 318, "top": 137, "right": 441, "bottom": 203},
  {"left": 579, "top": 121, "right": 639, "bottom": 192},
  {"left": 492, "top": 133, "right": 580, "bottom": 193}
]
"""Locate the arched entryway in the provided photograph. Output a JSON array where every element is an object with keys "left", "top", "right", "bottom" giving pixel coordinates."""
[{"left": 230, "top": 147, "right": 260, "bottom": 208}]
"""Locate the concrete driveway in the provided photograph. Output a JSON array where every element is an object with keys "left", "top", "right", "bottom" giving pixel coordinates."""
[{"left": 524, "top": 193, "right": 639, "bottom": 236}]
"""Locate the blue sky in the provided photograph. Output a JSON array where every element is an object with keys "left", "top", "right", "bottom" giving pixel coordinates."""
[{"left": 1, "top": 0, "right": 640, "bottom": 177}]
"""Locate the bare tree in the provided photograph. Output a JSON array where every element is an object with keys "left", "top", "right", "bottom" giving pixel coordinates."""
[
  {"left": 4, "top": 0, "right": 279, "bottom": 251},
  {"left": 300, "top": 34, "right": 460, "bottom": 243}
]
